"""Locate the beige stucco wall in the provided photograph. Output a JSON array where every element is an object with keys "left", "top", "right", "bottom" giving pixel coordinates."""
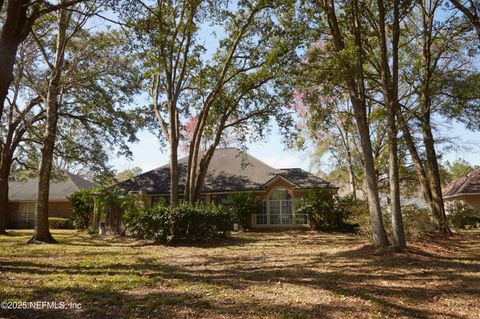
[{"left": 447, "top": 195, "right": 480, "bottom": 212}]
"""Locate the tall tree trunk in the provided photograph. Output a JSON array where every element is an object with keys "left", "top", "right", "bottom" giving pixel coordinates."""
[
  {"left": 28, "top": 6, "right": 70, "bottom": 244},
  {"left": 377, "top": 0, "right": 406, "bottom": 249},
  {"left": 191, "top": 128, "right": 225, "bottom": 202},
  {"left": 337, "top": 114, "right": 357, "bottom": 199},
  {"left": 169, "top": 100, "right": 180, "bottom": 205},
  {"left": 421, "top": 116, "right": 451, "bottom": 234},
  {"left": 346, "top": 151, "right": 357, "bottom": 199},
  {"left": 169, "top": 138, "right": 179, "bottom": 205},
  {"left": 352, "top": 0, "right": 389, "bottom": 248},
  {"left": 395, "top": 108, "right": 439, "bottom": 219},
  {"left": 0, "top": 158, "right": 10, "bottom": 235},
  {"left": 319, "top": 0, "right": 388, "bottom": 248},
  {"left": 353, "top": 102, "right": 389, "bottom": 248},
  {"left": 0, "top": 0, "right": 29, "bottom": 118},
  {"left": 419, "top": 0, "right": 451, "bottom": 234}
]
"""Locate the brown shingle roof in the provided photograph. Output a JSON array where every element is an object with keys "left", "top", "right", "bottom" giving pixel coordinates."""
[
  {"left": 116, "top": 148, "right": 335, "bottom": 194},
  {"left": 443, "top": 166, "right": 480, "bottom": 198},
  {"left": 8, "top": 172, "right": 96, "bottom": 201}
]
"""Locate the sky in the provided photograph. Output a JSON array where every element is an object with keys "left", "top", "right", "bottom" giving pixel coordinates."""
[
  {"left": 109, "top": 119, "right": 480, "bottom": 175},
  {"left": 105, "top": 3, "right": 480, "bottom": 176},
  {"left": 109, "top": 124, "right": 312, "bottom": 173}
]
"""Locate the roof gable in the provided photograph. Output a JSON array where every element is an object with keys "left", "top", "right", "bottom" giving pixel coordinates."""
[{"left": 261, "top": 174, "right": 300, "bottom": 189}]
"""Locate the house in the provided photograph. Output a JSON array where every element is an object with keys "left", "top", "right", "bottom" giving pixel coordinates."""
[
  {"left": 116, "top": 148, "right": 337, "bottom": 228},
  {"left": 443, "top": 166, "right": 480, "bottom": 213},
  {"left": 7, "top": 172, "right": 96, "bottom": 228},
  {"left": 379, "top": 192, "right": 427, "bottom": 209}
]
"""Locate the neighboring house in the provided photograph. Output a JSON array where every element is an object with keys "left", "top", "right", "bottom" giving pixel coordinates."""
[
  {"left": 116, "top": 148, "right": 337, "bottom": 228},
  {"left": 7, "top": 172, "right": 96, "bottom": 228},
  {"left": 443, "top": 166, "right": 480, "bottom": 213},
  {"left": 379, "top": 193, "right": 427, "bottom": 209}
]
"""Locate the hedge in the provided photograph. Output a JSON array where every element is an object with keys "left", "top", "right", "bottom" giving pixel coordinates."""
[{"left": 126, "top": 202, "right": 234, "bottom": 243}]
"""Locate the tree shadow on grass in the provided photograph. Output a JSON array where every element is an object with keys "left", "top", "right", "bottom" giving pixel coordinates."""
[
  {"left": 0, "top": 284, "right": 360, "bottom": 319},
  {"left": 3, "top": 249, "right": 477, "bottom": 318},
  {"left": 2, "top": 231, "right": 479, "bottom": 318}
]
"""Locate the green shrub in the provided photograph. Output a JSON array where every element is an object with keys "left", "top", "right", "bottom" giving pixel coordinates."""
[
  {"left": 381, "top": 205, "right": 436, "bottom": 241},
  {"left": 127, "top": 202, "right": 234, "bottom": 243},
  {"left": 68, "top": 189, "right": 96, "bottom": 230},
  {"left": 49, "top": 217, "right": 73, "bottom": 229},
  {"left": 340, "top": 196, "right": 370, "bottom": 236},
  {"left": 295, "top": 190, "right": 358, "bottom": 232},
  {"left": 448, "top": 202, "right": 480, "bottom": 229},
  {"left": 229, "top": 192, "right": 261, "bottom": 230}
]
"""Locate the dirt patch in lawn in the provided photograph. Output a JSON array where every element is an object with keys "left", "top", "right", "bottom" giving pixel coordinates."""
[{"left": 0, "top": 229, "right": 479, "bottom": 318}]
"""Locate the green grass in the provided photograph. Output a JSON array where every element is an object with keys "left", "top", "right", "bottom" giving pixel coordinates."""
[{"left": 0, "top": 229, "right": 479, "bottom": 318}]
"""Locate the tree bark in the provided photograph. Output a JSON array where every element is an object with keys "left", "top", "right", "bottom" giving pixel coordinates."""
[
  {"left": 28, "top": 6, "right": 70, "bottom": 244},
  {"left": 0, "top": 0, "right": 30, "bottom": 118},
  {"left": 353, "top": 102, "right": 389, "bottom": 248},
  {"left": 395, "top": 108, "right": 439, "bottom": 218},
  {"left": 419, "top": 0, "right": 451, "bottom": 234},
  {"left": 0, "top": 158, "right": 10, "bottom": 235},
  {"left": 377, "top": 0, "right": 406, "bottom": 249},
  {"left": 345, "top": 148, "right": 357, "bottom": 199},
  {"left": 421, "top": 116, "right": 451, "bottom": 234},
  {"left": 318, "top": 0, "right": 389, "bottom": 248},
  {"left": 351, "top": 0, "right": 389, "bottom": 248},
  {"left": 336, "top": 112, "right": 357, "bottom": 199},
  {"left": 169, "top": 138, "right": 179, "bottom": 205}
]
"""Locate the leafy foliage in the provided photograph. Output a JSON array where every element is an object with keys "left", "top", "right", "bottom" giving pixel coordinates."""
[
  {"left": 127, "top": 202, "right": 234, "bottom": 243},
  {"left": 448, "top": 202, "right": 480, "bottom": 229},
  {"left": 229, "top": 192, "right": 261, "bottom": 229},
  {"left": 12, "top": 18, "right": 144, "bottom": 184},
  {"left": 68, "top": 189, "right": 96, "bottom": 230},
  {"left": 443, "top": 159, "right": 475, "bottom": 184},
  {"left": 97, "top": 189, "right": 140, "bottom": 219},
  {"left": 384, "top": 205, "right": 437, "bottom": 241},
  {"left": 295, "top": 190, "right": 358, "bottom": 232},
  {"left": 48, "top": 218, "right": 73, "bottom": 229}
]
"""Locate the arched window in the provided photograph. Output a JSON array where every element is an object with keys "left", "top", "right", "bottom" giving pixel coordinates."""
[
  {"left": 268, "top": 187, "right": 293, "bottom": 225},
  {"left": 268, "top": 187, "right": 292, "bottom": 200},
  {"left": 255, "top": 187, "right": 308, "bottom": 226}
]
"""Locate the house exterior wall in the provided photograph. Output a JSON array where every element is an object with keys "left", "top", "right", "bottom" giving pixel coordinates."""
[
  {"left": 6, "top": 201, "right": 72, "bottom": 228},
  {"left": 446, "top": 195, "right": 480, "bottom": 212},
  {"left": 141, "top": 179, "right": 335, "bottom": 229}
]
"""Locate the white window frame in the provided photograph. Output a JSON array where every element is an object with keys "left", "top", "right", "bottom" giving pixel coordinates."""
[
  {"left": 18, "top": 202, "right": 36, "bottom": 223},
  {"left": 255, "top": 188, "right": 308, "bottom": 227}
]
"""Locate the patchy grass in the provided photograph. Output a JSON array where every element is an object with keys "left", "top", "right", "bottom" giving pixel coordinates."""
[{"left": 0, "top": 229, "right": 479, "bottom": 318}]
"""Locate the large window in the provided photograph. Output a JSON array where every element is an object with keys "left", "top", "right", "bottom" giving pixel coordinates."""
[
  {"left": 211, "top": 194, "right": 232, "bottom": 206},
  {"left": 256, "top": 201, "right": 268, "bottom": 225},
  {"left": 18, "top": 202, "right": 35, "bottom": 224},
  {"left": 255, "top": 188, "right": 308, "bottom": 226}
]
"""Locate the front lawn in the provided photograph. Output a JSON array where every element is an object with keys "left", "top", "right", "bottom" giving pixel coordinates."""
[{"left": 0, "top": 230, "right": 479, "bottom": 318}]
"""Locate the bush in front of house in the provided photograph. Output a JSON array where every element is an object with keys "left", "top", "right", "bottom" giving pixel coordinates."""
[
  {"left": 68, "top": 189, "right": 96, "bottom": 230},
  {"left": 448, "top": 202, "right": 480, "bottom": 229},
  {"left": 295, "top": 189, "right": 358, "bottom": 232},
  {"left": 229, "top": 192, "right": 261, "bottom": 230},
  {"left": 381, "top": 205, "right": 436, "bottom": 241},
  {"left": 126, "top": 202, "right": 234, "bottom": 243},
  {"left": 49, "top": 217, "right": 74, "bottom": 229}
]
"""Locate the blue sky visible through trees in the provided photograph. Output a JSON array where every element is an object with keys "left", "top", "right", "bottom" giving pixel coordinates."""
[{"left": 104, "top": 3, "right": 480, "bottom": 176}]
